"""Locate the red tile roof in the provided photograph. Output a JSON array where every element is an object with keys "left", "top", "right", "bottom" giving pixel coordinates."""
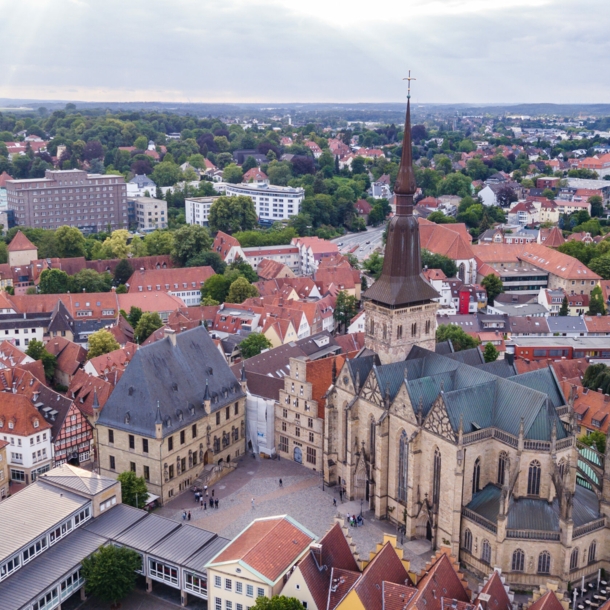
[
  {"left": 213, "top": 231, "right": 241, "bottom": 260},
  {"left": 126, "top": 266, "right": 215, "bottom": 293},
  {"left": 211, "top": 516, "right": 315, "bottom": 583},
  {"left": 117, "top": 292, "right": 186, "bottom": 313},
  {"left": 307, "top": 355, "right": 348, "bottom": 418},
  {"left": 7, "top": 230, "right": 37, "bottom": 252},
  {"left": 86, "top": 342, "right": 138, "bottom": 377},
  {"left": 419, "top": 219, "right": 474, "bottom": 261},
  {"left": 45, "top": 337, "right": 87, "bottom": 377},
  {"left": 0, "top": 392, "right": 52, "bottom": 436},
  {"left": 528, "top": 591, "right": 566, "bottom": 610},
  {"left": 476, "top": 570, "right": 512, "bottom": 610},
  {"left": 68, "top": 369, "right": 113, "bottom": 417},
  {"left": 243, "top": 168, "right": 268, "bottom": 182},
  {"left": 256, "top": 259, "right": 294, "bottom": 280},
  {"left": 0, "top": 171, "right": 13, "bottom": 188}
]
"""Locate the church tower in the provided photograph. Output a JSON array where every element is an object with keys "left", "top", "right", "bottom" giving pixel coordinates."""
[{"left": 363, "top": 86, "right": 439, "bottom": 364}]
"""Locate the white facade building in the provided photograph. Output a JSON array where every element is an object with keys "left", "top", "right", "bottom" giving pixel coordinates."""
[
  {"left": 224, "top": 183, "right": 304, "bottom": 224},
  {"left": 134, "top": 197, "right": 167, "bottom": 231},
  {"left": 185, "top": 196, "right": 219, "bottom": 226},
  {"left": 127, "top": 174, "right": 157, "bottom": 198}
]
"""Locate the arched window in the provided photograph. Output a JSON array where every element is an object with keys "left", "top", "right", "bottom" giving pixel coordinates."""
[
  {"left": 497, "top": 452, "right": 509, "bottom": 486},
  {"left": 588, "top": 541, "right": 597, "bottom": 564},
  {"left": 370, "top": 419, "right": 376, "bottom": 465},
  {"left": 570, "top": 548, "right": 579, "bottom": 571},
  {"left": 432, "top": 448, "right": 441, "bottom": 507},
  {"left": 383, "top": 323, "right": 387, "bottom": 340},
  {"left": 463, "top": 529, "right": 472, "bottom": 553},
  {"left": 397, "top": 325, "right": 403, "bottom": 340},
  {"left": 397, "top": 431, "right": 408, "bottom": 503},
  {"left": 425, "top": 320, "right": 431, "bottom": 334},
  {"left": 481, "top": 539, "right": 491, "bottom": 565},
  {"left": 537, "top": 551, "right": 551, "bottom": 574},
  {"left": 411, "top": 323, "right": 417, "bottom": 337},
  {"left": 558, "top": 458, "right": 566, "bottom": 480},
  {"left": 527, "top": 460, "right": 541, "bottom": 495},
  {"left": 472, "top": 458, "right": 481, "bottom": 494},
  {"left": 370, "top": 319, "right": 375, "bottom": 335},
  {"left": 458, "top": 263, "right": 466, "bottom": 282},
  {"left": 511, "top": 549, "right": 525, "bottom": 572}
]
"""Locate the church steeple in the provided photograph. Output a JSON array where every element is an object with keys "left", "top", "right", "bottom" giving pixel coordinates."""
[{"left": 363, "top": 88, "right": 438, "bottom": 308}]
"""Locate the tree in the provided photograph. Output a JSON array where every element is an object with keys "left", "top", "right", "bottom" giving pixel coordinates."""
[
  {"left": 151, "top": 160, "right": 182, "bottom": 187},
  {"left": 363, "top": 251, "right": 384, "bottom": 280},
  {"left": 186, "top": 251, "right": 227, "bottom": 273},
  {"left": 69, "top": 269, "right": 113, "bottom": 293},
  {"left": 87, "top": 329, "right": 120, "bottom": 359},
  {"left": 589, "top": 195, "right": 604, "bottom": 217},
  {"left": 242, "top": 156, "right": 258, "bottom": 172},
  {"left": 588, "top": 285, "right": 606, "bottom": 316},
  {"left": 126, "top": 306, "right": 143, "bottom": 329},
  {"left": 129, "top": 235, "right": 147, "bottom": 257},
  {"left": 102, "top": 230, "right": 130, "bottom": 259},
  {"left": 333, "top": 290, "right": 358, "bottom": 333},
  {"left": 587, "top": 255, "right": 610, "bottom": 280},
  {"left": 209, "top": 195, "right": 258, "bottom": 234},
  {"left": 134, "top": 312, "right": 163, "bottom": 343},
  {"left": 583, "top": 363, "right": 610, "bottom": 393},
  {"left": 26, "top": 339, "right": 57, "bottom": 381},
  {"left": 483, "top": 342, "right": 499, "bottom": 363},
  {"left": 496, "top": 186, "right": 518, "bottom": 207},
  {"left": 226, "top": 260, "right": 258, "bottom": 283},
  {"left": 222, "top": 163, "right": 244, "bottom": 184},
  {"left": 559, "top": 296, "right": 569, "bottom": 316},
  {"left": 421, "top": 250, "right": 457, "bottom": 278},
  {"left": 134, "top": 135, "right": 148, "bottom": 150},
  {"left": 171, "top": 224, "right": 212, "bottom": 265},
  {"left": 437, "top": 173, "right": 472, "bottom": 198},
  {"left": 250, "top": 596, "right": 304, "bottom": 610},
  {"left": 117, "top": 471, "right": 149, "bottom": 508},
  {"left": 227, "top": 277, "right": 258, "bottom": 303},
  {"left": 436, "top": 324, "right": 480, "bottom": 352},
  {"left": 39, "top": 268, "right": 70, "bottom": 294},
  {"left": 201, "top": 275, "right": 231, "bottom": 303},
  {"left": 81, "top": 545, "right": 142, "bottom": 607},
  {"left": 579, "top": 430, "right": 606, "bottom": 454},
  {"left": 240, "top": 333, "right": 272, "bottom": 359},
  {"left": 143, "top": 230, "right": 174, "bottom": 256},
  {"left": 55, "top": 226, "right": 86, "bottom": 258},
  {"left": 481, "top": 274, "right": 503, "bottom": 305},
  {"left": 113, "top": 259, "right": 134, "bottom": 286}
]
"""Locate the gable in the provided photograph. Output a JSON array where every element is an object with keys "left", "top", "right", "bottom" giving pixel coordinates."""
[
  {"left": 360, "top": 369, "right": 383, "bottom": 407},
  {"left": 423, "top": 395, "right": 457, "bottom": 443}
]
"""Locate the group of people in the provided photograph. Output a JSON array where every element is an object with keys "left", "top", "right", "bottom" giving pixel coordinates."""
[
  {"left": 194, "top": 485, "right": 219, "bottom": 510},
  {"left": 347, "top": 514, "right": 364, "bottom": 527}
]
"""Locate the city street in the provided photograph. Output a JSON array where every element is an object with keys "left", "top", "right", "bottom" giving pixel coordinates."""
[{"left": 332, "top": 225, "right": 385, "bottom": 262}]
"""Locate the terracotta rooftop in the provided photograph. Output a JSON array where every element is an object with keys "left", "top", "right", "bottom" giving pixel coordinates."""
[
  {"left": 210, "top": 516, "right": 315, "bottom": 584},
  {"left": 68, "top": 369, "right": 113, "bottom": 417},
  {"left": 7, "top": 230, "right": 36, "bottom": 253},
  {"left": 419, "top": 219, "right": 475, "bottom": 261},
  {"left": 126, "top": 266, "right": 215, "bottom": 293},
  {"left": 528, "top": 591, "right": 567, "bottom": 610},
  {"left": 0, "top": 392, "right": 52, "bottom": 436}
]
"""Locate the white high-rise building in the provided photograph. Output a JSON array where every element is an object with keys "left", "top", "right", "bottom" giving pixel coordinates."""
[{"left": 224, "top": 183, "right": 304, "bottom": 225}]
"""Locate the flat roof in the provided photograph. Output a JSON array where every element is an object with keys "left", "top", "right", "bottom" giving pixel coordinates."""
[
  {"left": 510, "top": 336, "right": 610, "bottom": 348},
  {"left": 0, "top": 529, "right": 106, "bottom": 610},
  {"left": 83, "top": 503, "right": 147, "bottom": 538},
  {"left": 183, "top": 536, "right": 230, "bottom": 574},
  {"left": 148, "top": 523, "right": 219, "bottom": 566},
  {"left": 0, "top": 481, "right": 88, "bottom": 563}
]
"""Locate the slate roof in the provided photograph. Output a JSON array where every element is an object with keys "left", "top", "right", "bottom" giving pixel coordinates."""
[
  {"left": 39, "top": 464, "right": 117, "bottom": 496},
  {"left": 546, "top": 316, "right": 588, "bottom": 334},
  {"left": 98, "top": 326, "right": 245, "bottom": 437},
  {"left": 507, "top": 368, "right": 565, "bottom": 409}
]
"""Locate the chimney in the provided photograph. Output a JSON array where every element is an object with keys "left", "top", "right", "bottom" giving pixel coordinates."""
[
  {"left": 310, "top": 542, "right": 323, "bottom": 567},
  {"left": 164, "top": 327, "right": 177, "bottom": 347}
]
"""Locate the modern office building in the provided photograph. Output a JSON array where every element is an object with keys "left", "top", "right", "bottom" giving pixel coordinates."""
[
  {"left": 134, "top": 197, "right": 168, "bottom": 231},
  {"left": 185, "top": 196, "right": 219, "bottom": 226},
  {"left": 224, "top": 183, "right": 304, "bottom": 224},
  {"left": 5, "top": 169, "right": 128, "bottom": 231}
]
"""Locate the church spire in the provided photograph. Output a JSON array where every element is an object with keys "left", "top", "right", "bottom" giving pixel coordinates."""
[{"left": 363, "top": 74, "right": 439, "bottom": 308}]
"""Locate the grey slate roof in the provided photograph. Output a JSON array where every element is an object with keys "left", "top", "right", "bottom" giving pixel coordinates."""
[
  {"left": 39, "top": 464, "right": 117, "bottom": 496},
  {"left": 0, "top": 481, "right": 88, "bottom": 563},
  {"left": 445, "top": 347, "right": 484, "bottom": 366},
  {"left": 183, "top": 536, "right": 231, "bottom": 574},
  {"left": 0, "top": 528, "right": 107, "bottom": 610},
  {"left": 547, "top": 316, "right": 587, "bottom": 334},
  {"left": 83, "top": 503, "right": 147, "bottom": 538},
  {"left": 98, "top": 326, "right": 245, "bottom": 437},
  {"left": 508, "top": 368, "right": 565, "bottom": 409},
  {"left": 148, "top": 523, "right": 218, "bottom": 565},
  {"left": 475, "top": 359, "right": 517, "bottom": 378}
]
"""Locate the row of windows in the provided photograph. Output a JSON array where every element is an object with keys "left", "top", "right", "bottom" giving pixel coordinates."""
[
  {"left": 369, "top": 319, "right": 432, "bottom": 339},
  {"left": 214, "top": 575, "right": 264, "bottom": 598}
]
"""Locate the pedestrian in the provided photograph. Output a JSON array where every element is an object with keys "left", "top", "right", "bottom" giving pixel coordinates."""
[
  {"left": 279, "top": 478, "right": 283, "bottom": 487},
  {"left": 200, "top": 498, "right": 204, "bottom": 508},
  {"left": 251, "top": 498, "right": 255, "bottom": 509},
  {"left": 215, "top": 498, "right": 219, "bottom": 509},
  {"left": 212, "top": 488, "right": 215, "bottom": 497},
  {"left": 204, "top": 485, "right": 208, "bottom": 494},
  {"left": 182, "top": 511, "right": 186, "bottom": 521},
  {"left": 204, "top": 501, "right": 207, "bottom": 510},
  {"left": 206, "top": 489, "right": 208, "bottom": 497},
  {"left": 333, "top": 498, "right": 337, "bottom": 507},
  {"left": 188, "top": 511, "right": 191, "bottom": 521}
]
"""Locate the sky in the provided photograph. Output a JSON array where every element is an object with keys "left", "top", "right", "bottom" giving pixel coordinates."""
[{"left": 0, "top": 0, "right": 607, "bottom": 104}]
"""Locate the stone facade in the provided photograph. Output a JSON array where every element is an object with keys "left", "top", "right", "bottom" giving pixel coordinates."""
[
  {"left": 364, "top": 300, "right": 437, "bottom": 364},
  {"left": 97, "top": 397, "right": 246, "bottom": 504}
]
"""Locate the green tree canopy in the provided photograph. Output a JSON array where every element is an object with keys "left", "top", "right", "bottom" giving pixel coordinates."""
[
  {"left": 227, "top": 277, "right": 258, "bottom": 303},
  {"left": 39, "top": 268, "right": 70, "bottom": 294},
  {"left": 55, "top": 226, "right": 86, "bottom": 258},
  {"left": 240, "top": 333, "right": 272, "bottom": 359},
  {"left": 171, "top": 224, "right": 212, "bottom": 265},
  {"left": 82, "top": 545, "right": 142, "bottom": 607},
  {"left": 125, "top": 306, "right": 143, "bottom": 329},
  {"left": 421, "top": 249, "right": 457, "bottom": 278},
  {"left": 134, "top": 312, "right": 163, "bottom": 343},
  {"left": 209, "top": 195, "right": 258, "bottom": 234},
  {"left": 250, "top": 596, "right": 305, "bottom": 610},
  {"left": 117, "top": 470, "right": 149, "bottom": 508},
  {"left": 481, "top": 274, "right": 503, "bottom": 305},
  {"left": 143, "top": 230, "right": 175, "bottom": 256},
  {"left": 68, "top": 269, "right": 113, "bottom": 293},
  {"left": 151, "top": 160, "right": 182, "bottom": 187},
  {"left": 582, "top": 363, "right": 610, "bottom": 393},
  {"left": 333, "top": 290, "right": 358, "bottom": 333},
  {"left": 26, "top": 339, "right": 57, "bottom": 381},
  {"left": 363, "top": 251, "right": 384, "bottom": 280},
  {"left": 186, "top": 251, "right": 227, "bottom": 273},
  {"left": 201, "top": 275, "right": 231, "bottom": 303},
  {"left": 223, "top": 163, "right": 244, "bottom": 184},
  {"left": 436, "top": 324, "right": 480, "bottom": 352},
  {"left": 113, "top": 259, "right": 134, "bottom": 286},
  {"left": 226, "top": 260, "right": 258, "bottom": 283},
  {"left": 588, "top": 285, "right": 606, "bottom": 315},
  {"left": 483, "top": 342, "right": 499, "bottom": 363},
  {"left": 559, "top": 296, "right": 569, "bottom": 316},
  {"left": 87, "top": 329, "right": 120, "bottom": 359},
  {"left": 579, "top": 430, "right": 606, "bottom": 454}
]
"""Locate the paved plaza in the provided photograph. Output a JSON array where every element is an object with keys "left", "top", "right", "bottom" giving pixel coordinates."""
[{"left": 158, "top": 454, "right": 435, "bottom": 574}]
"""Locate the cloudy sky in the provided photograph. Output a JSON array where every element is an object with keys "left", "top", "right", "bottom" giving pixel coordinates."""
[{"left": 0, "top": 0, "right": 606, "bottom": 104}]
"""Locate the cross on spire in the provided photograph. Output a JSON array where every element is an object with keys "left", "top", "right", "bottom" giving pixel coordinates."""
[{"left": 403, "top": 70, "right": 416, "bottom": 99}]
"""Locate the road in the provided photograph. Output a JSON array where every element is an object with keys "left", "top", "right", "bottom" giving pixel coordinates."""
[{"left": 332, "top": 225, "right": 385, "bottom": 262}]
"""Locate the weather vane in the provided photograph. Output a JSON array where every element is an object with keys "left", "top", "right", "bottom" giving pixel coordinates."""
[{"left": 403, "top": 70, "right": 416, "bottom": 99}]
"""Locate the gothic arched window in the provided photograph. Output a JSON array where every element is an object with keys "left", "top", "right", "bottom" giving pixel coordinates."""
[
  {"left": 528, "top": 460, "right": 541, "bottom": 495},
  {"left": 398, "top": 430, "right": 408, "bottom": 503},
  {"left": 481, "top": 539, "right": 491, "bottom": 565},
  {"left": 558, "top": 458, "right": 566, "bottom": 480},
  {"left": 432, "top": 448, "right": 441, "bottom": 507},
  {"left": 370, "top": 418, "right": 376, "bottom": 465},
  {"left": 463, "top": 529, "right": 472, "bottom": 553},
  {"left": 498, "top": 452, "right": 509, "bottom": 486},
  {"left": 370, "top": 319, "right": 375, "bottom": 335},
  {"left": 383, "top": 323, "right": 387, "bottom": 340},
  {"left": 511, "top": 549, "right": 525, "bottom": 572},
  {"left": 570, "top": 548, "right": 579, "bottom": 571},
  {"left": 472, "top": 457, "right": 481, "bottom": 494},
  {"left": 537, "top": 551, "right": 551, "bottom": 574},
  {"left": 589, "top": 541, "right": 597, "bottom": 564}
]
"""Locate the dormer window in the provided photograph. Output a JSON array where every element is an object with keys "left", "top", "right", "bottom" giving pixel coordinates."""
[
  {"left": 33, "top": 419, "right": 39, "bottom": 428},
  {"left": 8, "top": 421, "right": 14, "bottom": 429},
  {"left": 124, "top": 411, "right": 130, "bottom": 424}
]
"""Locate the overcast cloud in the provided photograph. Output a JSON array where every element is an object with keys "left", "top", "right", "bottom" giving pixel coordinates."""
[{"left": 0, "top": 0, "right": 607, "bottom": 104}]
